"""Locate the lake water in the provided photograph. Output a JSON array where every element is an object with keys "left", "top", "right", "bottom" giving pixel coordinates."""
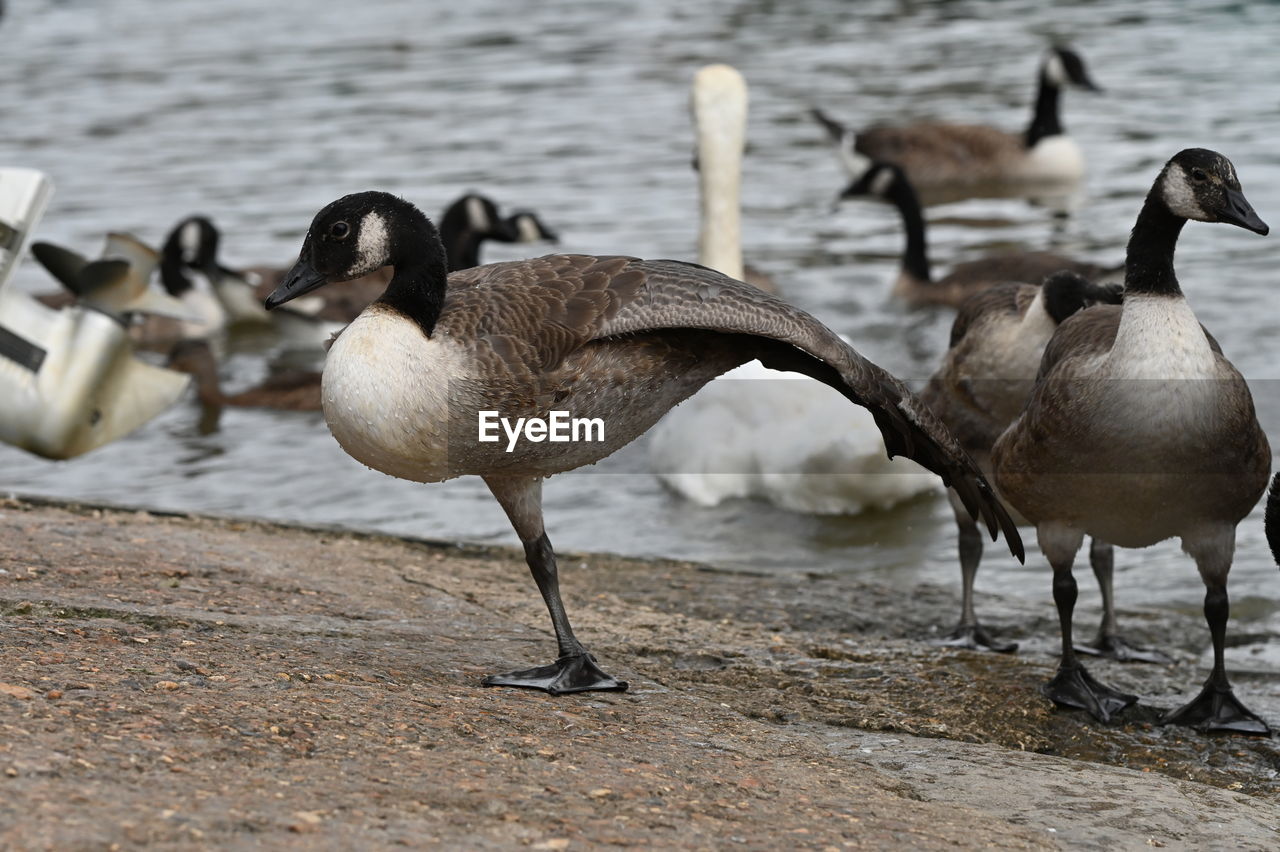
[{"left": 3, "top": 0, "right": 1280, "bottom": 665}]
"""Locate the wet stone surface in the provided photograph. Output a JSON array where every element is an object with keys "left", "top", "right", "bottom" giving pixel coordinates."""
[{"left": 0, "top": 496, "right": 1278, "bottom": 849}]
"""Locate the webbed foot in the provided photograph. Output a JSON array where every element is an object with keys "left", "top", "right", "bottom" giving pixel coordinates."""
[
  {"left": 1076, "top": 634, "right": 1174, "bottom": 665},
  {"left": 482, "top": 652, "right": 628, "bottom": 695},
  {"left": 1161, "top": 681, "right": 1271, "bottom": 735},
  {"left": 1043, "top": 663, "right": 1137, "bottom": 722},
  {"left": 932, "top": 623, "right": 1018, "bottom": 653}
]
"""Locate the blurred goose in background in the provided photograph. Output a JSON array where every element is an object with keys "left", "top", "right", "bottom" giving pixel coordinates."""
[
  {"left": 992, "top": 149, "right": 1270, "bottom": 732},
  {"left": 0, "top": 170, "right": 189, "bottom": 460},
  {"left": 652, "top": 64, "right": 941, "bottom": 515},
  {"left": 263, "top": 187, "right": 1021, "bottom": 695},
  {"left": 812, "top": 45, "right": 1101, "bottom": 194},
  {"left": 841, "top": 161, "right": 1120, "bottom": 308},
  {"left": 33, "top": 233, "right": 194, "bottom": 321},
  {"left": 166, "top": 339, "right": 321, "bottom": 433},
  {"left": 919, "top": 271, "right": 1161, "bottom": 659}
]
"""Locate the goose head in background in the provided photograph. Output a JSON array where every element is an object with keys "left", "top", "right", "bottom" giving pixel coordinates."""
[
  {"left": 160, "top": 215, "right": 269, "bottom": 327},
  {"left": 1026, "top": 46, "right": 1103, "bottom": 147},
  {"left": 506, "top": 209, "right": 559, "bottom": 246},
  {"left": 437, "top": 193, "right": 559, "bottom": 271}
]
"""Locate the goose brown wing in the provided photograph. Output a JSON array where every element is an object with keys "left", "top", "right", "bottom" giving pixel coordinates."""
[{"left": 439, "top": 254, "right": 1023, "bottom": 560}]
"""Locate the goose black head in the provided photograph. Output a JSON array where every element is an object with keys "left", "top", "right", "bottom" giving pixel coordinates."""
[
  {"left": 266, "top": 191, "right": 443, "bottom": 310},
  {"left": 506, "top": 210, "right": 559, "bottom": 244},
  {"left": 440, "top": 193, "right": 514, "bottom": 239},
  {"left": 1158, "top": 148, "right": 1268, "bottom": 235},
  {"left": 1045, "top": 45, "right": 1102, "bottom": 92},
  {"left": 840, "top": 161, "right": 906, "bottom": 201},
  {"left": 160, "top": 216, "right": 219, "bottom": 296}
]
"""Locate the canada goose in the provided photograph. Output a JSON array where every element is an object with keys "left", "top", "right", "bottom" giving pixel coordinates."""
[
  {"left": 653, "top": 64, "right": 938, "bottom": 513},
  {"left": 166, "top": 339, "right": 321, "bottom": 433},
  {"left": 265, "top": 189, "right": 1022, "bottom": 694},
  {"left": 0, "top": 171, "right": 189, "bottom": 459},
  {"left": 812, "top": 46, "right": 1101, "bottom": 193},
  {"left": 162, "top": 216, "right": 272, "bottom": 326},
  {"left": 841, "top": 161, "right": 1120, "bottom": 308},
  {"left": 921, "top": 271, "right": 1144, "bottom": 655},
  {"left": 992, "top": 149, "right": 1270, "bottom": 732}
]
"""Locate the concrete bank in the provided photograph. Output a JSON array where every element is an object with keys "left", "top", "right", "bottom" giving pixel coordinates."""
[{"left": 0, "top": 496, "right": 1276, "bottom": 849}]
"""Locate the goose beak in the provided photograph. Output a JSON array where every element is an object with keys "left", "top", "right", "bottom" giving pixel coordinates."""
[
  {"left": 1221, "top": 188, "right": 1269, "bottom": 236},
  {"left": 265, "top": 258, "right": 328, "bottom": 309}
]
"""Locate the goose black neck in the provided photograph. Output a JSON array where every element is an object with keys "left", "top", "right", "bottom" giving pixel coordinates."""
[
  {"left": 438, "top": 201, "right": 484, "bottom": 271},
  {"left": 375, "top": 220, "right": 450, "bottom": 335},
  {"left": 1024, "top": 72, "right": 1063, "bottom": 148},
  {"left": 442, "top": 228, "right": 484, "bottom": 271},
  {"left": 159, "top": 253, "right": 193, "bottom": 296},
  {"left": 887, "top": 178, "right": 931, "bottom": 283},
  {"left": 1123, "top": 190, "right": 1186, "bottom": 297}
]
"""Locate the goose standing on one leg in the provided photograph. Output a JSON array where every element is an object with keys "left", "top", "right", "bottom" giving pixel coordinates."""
[
  {"left": 992, "top": 149, "right": 1270, "bottom": 732},
  {"left": 265, "top": 190, "right": 1021, "bottom": 695},
  {"left": 812, "top": 45, "right": 1101, "bottom": 194},
  {"left": 651, "top": 64, "right": 939, "bottom": 514},
  {"left": 840, "top": 162, "right": 1120, "bottom": 308},
  {"left": 920, "top": 271, "right": 1159, "bottom": 656}
]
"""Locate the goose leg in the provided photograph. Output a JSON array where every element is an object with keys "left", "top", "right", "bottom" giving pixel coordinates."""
[
  {"left": 480, "top": 476, "right": 627, "bottom": 695},
  {"left": 1040, "top": 524, "right": 1136, "bottom": 722},
  {"left": 934, "top": 514, "right": 1017, "bottom": 652},
  {"left": 1075, "top": 538, "right": 1173, "bottom": 664},
  {"left": 1162, "top": 529, "right": 1268, "bottom": 735}
]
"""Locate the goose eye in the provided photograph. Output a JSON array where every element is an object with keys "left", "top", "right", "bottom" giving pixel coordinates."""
[
  {"left": 329, "top": 221, "right": 351, "bottom": 240},
  {"left": 1190, "top": 168, "right": 1208, "bottom": 183}
]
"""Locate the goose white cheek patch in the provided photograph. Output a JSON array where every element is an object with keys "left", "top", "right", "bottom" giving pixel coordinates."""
[
  {"left": 1044, "top": 52, "right": 1066, "bottom": 87},
  {"left": 869, "top": 168, "right": 895, "bottom": 197},
  {"left": 349, "top": 211, "right": 389, "bottom": 278},
  {"left": 466, "top": 196, "right": 491, "bottom": 231},
  {"left": 180, "top": 220, "right": 202, "bottom": 264},
  {"left": 1161, "top": 169, "right": 1208, "bottom": 221}
]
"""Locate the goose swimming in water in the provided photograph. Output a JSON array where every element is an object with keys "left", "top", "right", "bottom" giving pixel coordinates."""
[
  {"left": 265, "top": 189, "right": 1022, "bottom": 695},
  {"left": 840, "top": 161, "right": 1120, "bottom": 308},
  {"left": 812, "top": 46, "right": 1101, "bottom": 195},
  {"left": 652, "top": 64, "right": 939, "bottom": 514},
  {"left": 921, "top": 271, "right": 1133, "bottom": 653},
  {"left": 992, "top": 149, "right": 1270, "bottom": 733}
]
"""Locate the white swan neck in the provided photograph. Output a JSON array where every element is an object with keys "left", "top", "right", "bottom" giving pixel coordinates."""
[{"left": 693, "top": 64, "right": 747, "bottom": 281}]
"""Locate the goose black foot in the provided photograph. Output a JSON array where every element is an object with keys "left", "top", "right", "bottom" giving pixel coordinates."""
[
  {"left": 1076, "top": 634, "right": 1174, "bottom": 665},
  {"left": 1043, "top": 663, "right": 1137, "bottom": 723},
  {"left": 481, "top": 652, "right": 628, "bottom": 695},
  {"left": 932, "top": 623, "right": 1018, "bottom": 653},
  {"left": 1162, "top": 682, "right": 1271, "bottom": 735}
]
